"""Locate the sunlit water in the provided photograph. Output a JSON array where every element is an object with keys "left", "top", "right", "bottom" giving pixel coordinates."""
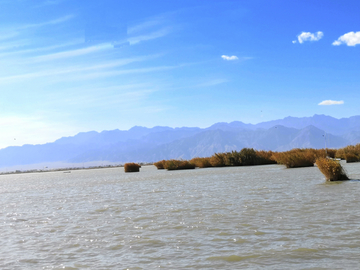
[{"left": 1, "top": 163, "right": 360, "bottom": 269}]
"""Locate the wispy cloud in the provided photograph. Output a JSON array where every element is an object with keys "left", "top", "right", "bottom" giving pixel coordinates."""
[
  {"left": 66, "top": 64, "right": 187, "bottom": 82},
  {"left": 18, "top": 14, "right": 75, "bottom": 30},
  {"left": 293, "top": 31, "right": 323, "bottom": 44},
  {"left": 332, "top": 31, "right": 360, "bottom": 46},
  {"left": 318, "top": 100, "right": 344, "bottom": 105},
  {"left": 126, "top": 13, "right": 174, "bottom": 46},
  {"left": 196, "top": 79, "right": 228, "bottom": 87},
  {"left": 0, "top": 39, "right": 83, "bottom": 58},
  {"left": 128, "top": 19, "right": 163, "bottom": 35},
  {"left": 63, "top": 88, "right": 157, "bottom": 108},
  {"left": 0, "top": 14, "right": 75, "bottom": 52},
  {"left": 32, "top": 43, "right": 112, "bottom": 62},
  {"left": 128, "top": 27, "right": 171, "bottom": 45},
  {"left": 0, "top": 32, "right": 19, "bottom": 41},
  {"left": 221, "top": 55, "right": 238, "bottom": 61},
  {"left": 0, "top": 55, "right": 158, "bottom": 83}
]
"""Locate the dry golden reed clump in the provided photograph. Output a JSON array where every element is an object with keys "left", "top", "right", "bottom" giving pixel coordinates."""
[
  {"left": 315, "top": 158, "right": 349, "bottom": 181},
  {"left": 209, "top": 153, "right": 227, "bottom": 167},
  {"left": 190, "top": 157, "right": 212, "bottom": 168},
  {"left": 335, "top": 144, "right": 360, "bottom": 163},
  {"left": 124, "top": 163, "right": 141, "bottom": 172},
  {"left": 153, "top": 160, "right": 166, "bottom": 169},
  {"left": 325, "top": 148, "right": 337, "bottom": 158},
  {"left": 208, "top": 149, "right": 276, "bottom": 167},
  {"left": 255, "top": 150, "right": 277, "bottom": 165},
  {"left": 163, "top": 160, "right": 195, "bottom": 170},
  {"left": 272, "top": 148, "right": 326, "bottom": 168}
]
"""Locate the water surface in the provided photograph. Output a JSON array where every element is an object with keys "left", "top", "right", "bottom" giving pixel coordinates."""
[{"left": 1, "top": 163, "right": 360, "bottom": 269}]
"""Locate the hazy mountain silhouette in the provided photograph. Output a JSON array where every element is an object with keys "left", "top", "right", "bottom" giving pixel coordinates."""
[
  {"left": 0, "top": 114, "right": 359, "bottom": 168},
  {"left": 254, "top": 114, "right": 360, "bottom": 135}
]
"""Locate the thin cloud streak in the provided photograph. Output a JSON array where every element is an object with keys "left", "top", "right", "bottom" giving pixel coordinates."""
[
  {"left": 67, "top": 64, "right": 188, "bottom": 81},
  {"left": 0, "top": 55, "right": 159, "bottom": 83},
  {"left": 196, "top": 79, "right": 229, "bottom": 88},
  {"left": 18, "top": 14, "right": 75, "bottom": 30},
  {"left": 0, "top": 39, "right": 83, "bottom": 58},
  {"left": 128, "top": 27, "right": 171, "bottom": 45},
  {"left": 32, "top": 43, "right": 113, "bottom": 62},
  {"left": 128, "top": 19, "right": 163, "bottom": 35}
]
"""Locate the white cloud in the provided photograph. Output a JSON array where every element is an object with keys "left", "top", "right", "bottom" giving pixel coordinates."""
[
  {"left": 318, "top": 100, "right": 344, "bottom": 105},
  {"left": 332, "top": 31, "right": 360, "bottom": 46},
  {"left": 296, "top": 31, "right": 323, "bottom": 44},
  {"left": 221, "top": 55, "right": 238, "bottom": 61}
]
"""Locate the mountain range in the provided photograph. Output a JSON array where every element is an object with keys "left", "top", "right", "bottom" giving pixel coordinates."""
[{"left": 1, "top": 114, "right": 360, "bottom": 169}]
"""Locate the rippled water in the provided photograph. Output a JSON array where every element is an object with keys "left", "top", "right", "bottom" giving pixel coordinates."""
[{"left": 1, "top": 163, "right": 360, "bottom": 269}]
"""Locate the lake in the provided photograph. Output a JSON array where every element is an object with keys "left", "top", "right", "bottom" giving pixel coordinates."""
[{"left": 1, "top": 162, "right": 360, "bottom": 269}]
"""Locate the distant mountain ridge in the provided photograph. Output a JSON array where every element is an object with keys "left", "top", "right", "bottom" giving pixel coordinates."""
[
  {"left": 207, "top": 114, "right": 360, "bottom": 135},
  {"left": 1, "top": 114, "right": 359, "bottom": 168}
]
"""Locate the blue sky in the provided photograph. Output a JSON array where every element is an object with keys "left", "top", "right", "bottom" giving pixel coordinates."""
[{"left": 0, "top": 0, "right": 359, "bottom": 148}]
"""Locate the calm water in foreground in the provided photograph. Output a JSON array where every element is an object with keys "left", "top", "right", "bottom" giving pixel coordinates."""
[{"left": 1, "top": 163, "right": 360, "bottom": 269}]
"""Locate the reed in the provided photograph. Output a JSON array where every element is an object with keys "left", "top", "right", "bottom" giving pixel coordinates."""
[
  {"left": 345, "top": 153, "right": 359, "bottom": 163},
  {"left": 209, "top": 153, "right": 227, "bottom": 167},
  {"left": 272, "top": 148, "right": 325, "bottom": 168},
  {"left": 255, "top": 150, "right": 278, "bottom": 165},
  {"left": 335, "top": 148, "right": 346, "bottom": 159},
  {"left": 315, "top": 158, "right": 349, "bottom": 181},
  {"left": 238, "top": 148, "right": 257, "bottom": 166},
  {"left": 209, "top": 152, "right": 240, "bottom": 167},
  {"left": 190, "top": 157, "right": 212, "bottom": 168},
  {"left": 335, "top": 144, "right": 360, "bottom": 163},
  {"left": 208, "top": 149, "right": 277, "bottom": 167},
  {"left": 325, "top": 148, "right": 337, "bottom": 158},
  {"left": 154, "top": 160, "right": 166, "bottom": 169},
  {"left": 124, "top": 162, "right": 141, "bottom": 172},
  {"left": 164, "top": 159, "right": 195, "bottom": 170}
]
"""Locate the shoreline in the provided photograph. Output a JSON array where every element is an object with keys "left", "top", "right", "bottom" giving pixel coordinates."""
[{"left": 0, "top": 163, "right": 153, "bottom": 176}]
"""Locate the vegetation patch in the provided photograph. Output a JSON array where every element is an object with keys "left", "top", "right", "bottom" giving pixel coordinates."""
[
  {"left": 164, "top": 160, "right": 195, "bottom": 170},
  {"left": 316, "top": 158, "right": 349, "bottom": 181},
  {"left": 209, "top": 153, "right": 227, "bottom": 167},
  {"left": 153, "top": 160, "right": 166, "bottom": 169},
  {"left": 208, "top": 149, "right": 276, "bottom": 167},
  {"left": 190, "top": 157, "right": 212, "bottom": 168},
  {"left": 124, "top": 163, "right": 141, "bottom": 172},
  {"left": 325, "top": 148, "right": 337, "bottom": 158},
  {"left": 255, "top": 150, "right": 277, "bottom": 165},
  {"left": 272, "top": 148, "right": 325, "bottom": 168},
  {"left": 335, "top": 144, "right": 360, "bottom": 163}
]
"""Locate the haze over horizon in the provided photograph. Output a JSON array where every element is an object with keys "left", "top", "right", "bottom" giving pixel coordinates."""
[{"left": 1, "top": 0, "right": 359, "bottom": 149}]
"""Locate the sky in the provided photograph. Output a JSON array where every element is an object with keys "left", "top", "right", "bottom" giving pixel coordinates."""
[{"left": 0, "top": 0, "right": 359, "bottom": 149}]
